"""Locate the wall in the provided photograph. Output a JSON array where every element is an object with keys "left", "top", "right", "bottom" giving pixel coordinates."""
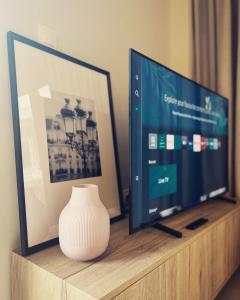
[
  {"left": 169, "top": 0, "right": 193, "bottom": 77},
  {"left": 0, "top": 0, "right": 192, "bottom": 299}
]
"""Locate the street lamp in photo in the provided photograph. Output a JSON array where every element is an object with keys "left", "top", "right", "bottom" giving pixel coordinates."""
[
  {"left": 60, "top": 98, "right": 75, "bottom": 143},
  {"left": 74, "top": 99, "right": 88, "bottom": 173},
  {"left": 86, "top": 111, "right": 97, "bottom": 143}
]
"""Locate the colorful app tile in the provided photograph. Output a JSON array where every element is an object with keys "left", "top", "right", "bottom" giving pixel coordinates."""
[
  {"left": 174, "top": 135, "right": 182, "bottom": 150},
  {"left": 148, "top": 133, "right": 157, "bottom": 149},
  {"left": 158, "top": 134, "right": 166, "bottom": 149},
  {"left": 188, "top": 136, "right": 193, "bottom": 150},
  {"left": 213, "top": 138, "right": 218, "bottom": 150},
  {"left": 182, "top": 136, "right": 188, "bottom": 149},
  {"left": 193, "top": 134, "right": 201, "bottom": 152},
  {"left": 201, "top": 137, "right": 207, "bottom": 151},
  {"left": 166, "top": 134, "right": 174, "bottom": 150},
  {"left": 208, "top": 138, "right": 215, "bottom": 150}
]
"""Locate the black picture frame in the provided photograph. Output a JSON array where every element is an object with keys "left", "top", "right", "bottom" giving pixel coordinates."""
[{"left": 7, "top": 31, "right": 125, "bottom": 256}]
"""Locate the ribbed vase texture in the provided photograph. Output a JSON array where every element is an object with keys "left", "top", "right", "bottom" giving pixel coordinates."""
[{"left": 59, "top": 184, "right": 110, "bottom": 261}]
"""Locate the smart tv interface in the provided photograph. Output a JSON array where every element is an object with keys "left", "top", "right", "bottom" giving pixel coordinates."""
[{"left": 130, "top": 49, "right": 228, "bottom": 233}]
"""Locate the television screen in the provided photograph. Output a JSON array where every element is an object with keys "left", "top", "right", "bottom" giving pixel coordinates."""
[{"left": 129, "top": 49, "right": 228, "bottom": 233}]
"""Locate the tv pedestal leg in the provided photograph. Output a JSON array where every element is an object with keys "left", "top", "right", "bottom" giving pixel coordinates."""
[
  {"left": 152, "top": 223, "right": 182, "bottom": 238},
  {"left": 217, "top": 196, "right": 237, "bottom": 204}
]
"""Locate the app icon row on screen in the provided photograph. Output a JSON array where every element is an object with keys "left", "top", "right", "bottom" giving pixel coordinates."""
[{"left": 148, "top": 133, "right": 221, "bottom": 151}]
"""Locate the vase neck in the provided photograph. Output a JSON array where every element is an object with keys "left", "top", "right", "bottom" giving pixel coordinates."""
[{"left": 70, "top": 185, "right": 99, "bottom": 205}]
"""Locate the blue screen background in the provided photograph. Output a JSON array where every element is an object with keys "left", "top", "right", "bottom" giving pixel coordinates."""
[
  {"left": 141, "top": 58, "right": 227, "bottom": 135},
  {"left": 130, "top": 50, "right": 228, "bottom": 233}
]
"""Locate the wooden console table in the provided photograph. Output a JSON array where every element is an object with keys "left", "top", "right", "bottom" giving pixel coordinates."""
[{"left": 12, "top": 199, "right": 240, "bottom": 300}]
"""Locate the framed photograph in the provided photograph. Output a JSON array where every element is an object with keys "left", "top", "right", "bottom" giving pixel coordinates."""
[{"left": 7, "top": 31, "right": 125, "bottom": 255}]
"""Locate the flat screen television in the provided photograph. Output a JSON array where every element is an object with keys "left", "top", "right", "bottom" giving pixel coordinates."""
[{"left": 129, "top": 49, "right": 228, "bottom": 234}]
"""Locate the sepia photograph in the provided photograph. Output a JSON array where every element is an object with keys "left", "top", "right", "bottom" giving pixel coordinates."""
[{"left": 44, "top": 93, "right": 102, "bottom": 183}]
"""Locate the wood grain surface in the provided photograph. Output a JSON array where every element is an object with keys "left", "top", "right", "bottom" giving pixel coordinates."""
[{"left": 12, "top": 199, "right": 240, "bottom": 300}]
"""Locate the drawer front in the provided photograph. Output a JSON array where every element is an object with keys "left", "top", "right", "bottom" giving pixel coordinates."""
[
  {"left": 114, "top": 247, "right": 189, "bottom": 300},
  {"left": 189, "top": 212, "right": 240, "bottom": 300}
]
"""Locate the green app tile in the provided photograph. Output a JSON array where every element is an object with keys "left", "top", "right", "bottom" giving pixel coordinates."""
[
  {"left": 208, "top": 138, "right": 215, "bottom": 150},
  {"left": 174, "top": 135, "right": 181, "bottom": 150},
  {"left": 149, "top": 164, "right": 177, "bottom": 200},
  {"left": 158, "top": 134, "right": 166, "bottom": 149}
]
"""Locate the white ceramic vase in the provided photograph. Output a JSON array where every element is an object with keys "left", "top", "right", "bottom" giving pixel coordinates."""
[{"left": 59, "top": 184, "right": 110, "bottom": 261}]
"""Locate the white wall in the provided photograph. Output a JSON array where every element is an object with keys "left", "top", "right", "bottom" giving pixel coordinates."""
[{"left": 0, "top": 0, "right": 192, "bottom": 299}]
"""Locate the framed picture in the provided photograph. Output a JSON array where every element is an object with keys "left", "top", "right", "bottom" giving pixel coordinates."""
[{"left": 7, "top": 31, "right": 125, "bottom": 255}]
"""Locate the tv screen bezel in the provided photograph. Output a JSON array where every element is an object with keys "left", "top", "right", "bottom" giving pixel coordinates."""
[{"left": 129, "top": 48, "right": 229, "bottom": 234}]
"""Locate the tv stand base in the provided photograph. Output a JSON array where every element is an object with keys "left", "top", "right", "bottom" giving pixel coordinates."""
[
  {"left": 217, "top": 195, "right": 237, "bottom": 204},
  {"left": 152, "top": 223, "right": 182, "bottom": 238}
]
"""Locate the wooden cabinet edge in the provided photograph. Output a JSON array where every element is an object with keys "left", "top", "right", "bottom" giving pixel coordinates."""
[
  {"left": 106, "top": 208, "right": 240, "bottom": 300},
  {"left": 112, "top": 247, "right": 190, "bottom": 300},
  {"left": 65, "top": 205, "right": 240, "bottom": 300},
  {"left": 62, "top": 281, "right": 98, "bottom": 300},
  {"left": 11, "top": 204, "right": 240, "bottom": 300},
  {"left": 11, "top": 252, "right": 63, "bottom": 300}
]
